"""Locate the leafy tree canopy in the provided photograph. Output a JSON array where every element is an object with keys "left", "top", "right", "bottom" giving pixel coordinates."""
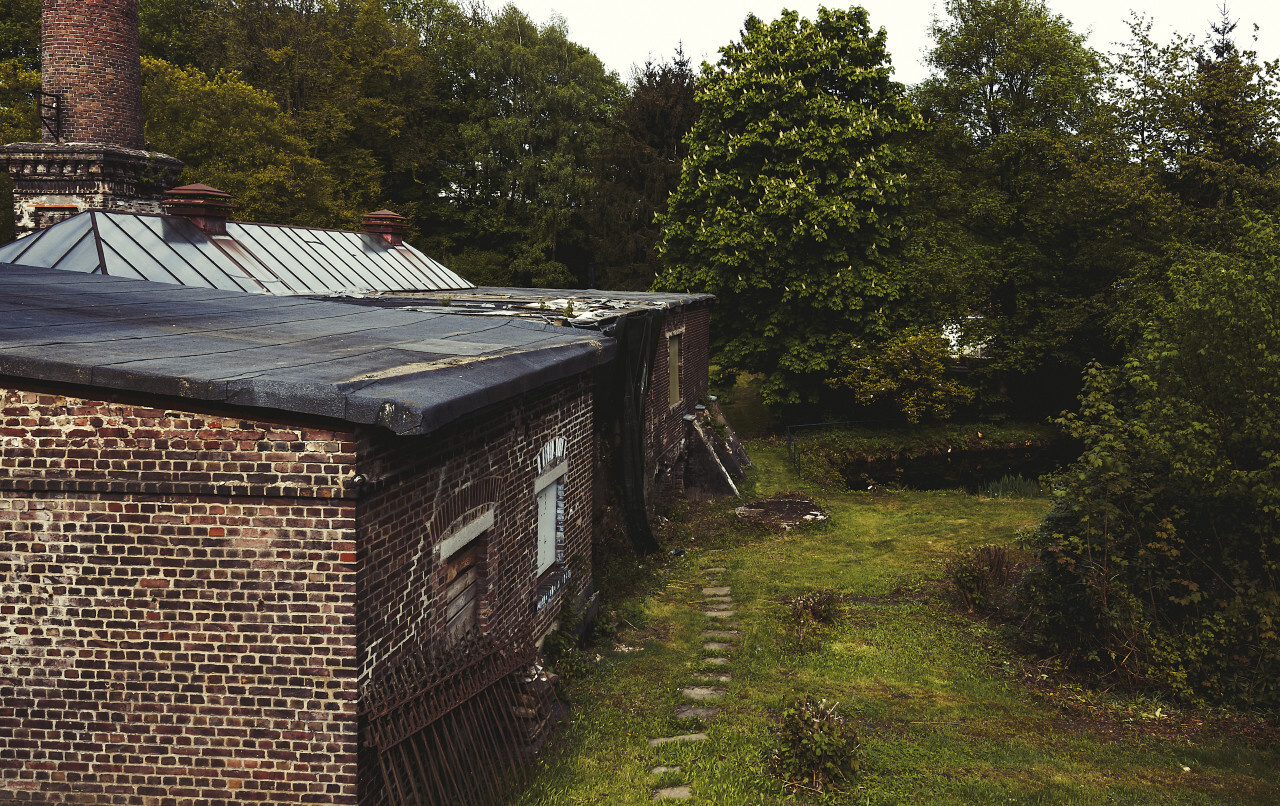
[
  {"left": 142, "top": 57, "right": 341, "bottom": 226},
  {"left": 656, "top": 7, "right": 918, "bottom": 408},
  {"left": 589, "top": 51, "right": 698, "bottom": 291}
]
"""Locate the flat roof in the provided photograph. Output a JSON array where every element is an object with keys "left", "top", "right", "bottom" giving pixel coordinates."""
[{"left": 0, "top": 263, "right": 613, "bottom": 435}]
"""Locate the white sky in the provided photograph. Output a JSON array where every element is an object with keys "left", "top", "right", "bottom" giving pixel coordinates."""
[{"left": 502, "top": 1, "right": 1280, "bottom": 86}]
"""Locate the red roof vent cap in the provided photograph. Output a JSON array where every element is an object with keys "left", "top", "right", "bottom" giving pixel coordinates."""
[
  {"left": 363, "top": 209, "right": 408, "bottom": 246},
  {"left": 163, "top": 184, "right": 233, "bottom": 235}
]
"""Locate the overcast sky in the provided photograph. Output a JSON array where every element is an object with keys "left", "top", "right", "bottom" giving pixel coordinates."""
[{"left": 502, "top": 1, "right": 1280, "bottom": 86}]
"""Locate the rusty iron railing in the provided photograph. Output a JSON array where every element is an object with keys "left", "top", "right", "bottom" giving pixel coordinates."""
[{"left": 361, "top": 631, "right": 561, "bottom": 805}]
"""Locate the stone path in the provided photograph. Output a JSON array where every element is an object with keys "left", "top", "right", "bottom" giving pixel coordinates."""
[{"left": 649, "top": 566, "right": 739, "bottom": 800}]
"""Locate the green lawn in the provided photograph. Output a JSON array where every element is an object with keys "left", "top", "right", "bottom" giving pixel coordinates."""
[{"left": 516, "top": 442, "right": 1278, "bottom": 805}]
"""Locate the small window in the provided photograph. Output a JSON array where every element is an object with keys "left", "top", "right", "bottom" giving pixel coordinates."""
[
  {"left": 535, "top": 474, "right": 564, "bottom": 576},
  {"left": 668, "top": 332, "right": 683, "bottom": 407},
  {"left": 443, "top": 537, "right": 484, "bottom": 642}
]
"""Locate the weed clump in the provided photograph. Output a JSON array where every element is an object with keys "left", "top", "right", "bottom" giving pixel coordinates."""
[
  {"left": 944, "top": 544, "right": 1028, "bottom": 616},
  {"left": 979, "top": 473, "right": 1044, "bottom": 498},
  {"left": 781, "top": 588, "right": 845, "bottom": 651},
  {"left": 769, "top": 695, "right": 861, "bottom": 794}
]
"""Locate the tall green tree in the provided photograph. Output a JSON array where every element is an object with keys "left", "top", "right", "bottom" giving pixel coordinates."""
[
  {"left": 911, "top": 0, "right": 1175, "bottom": 412},
  {"left": 656, "top": 7, "right": 917, "bottom": 407},
  {"left": 1109, "top": 10, "right": 1280, "bottom": 249},
  {"left": 589, "top": 51, "right": 698, "bottom": 290},
  {"left": 0, "top": 56, "right": 38, "bottom": 244},
  {"left": 424, "top": 5, "right": 623, "bottom": 288},
  {"left": 142, "top": 57, "right": 340, "bottom": 225},
  {"left": 0, "top": 0, "right": 39, "bottom": 71}
]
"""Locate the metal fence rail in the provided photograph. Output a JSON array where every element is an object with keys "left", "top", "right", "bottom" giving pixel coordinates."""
[{"left": 362, "top": 632, "right": 560, "bottom": 805}]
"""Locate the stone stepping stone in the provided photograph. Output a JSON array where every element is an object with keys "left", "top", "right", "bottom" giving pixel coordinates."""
[
  {"left": 651, "top": 766, "right": 680, "bottom": 775},
  {"left": 705, "top": 567, "right": 727, "bottom": 573},
  {"left": 701, "top": 630, "right": 740, "bottom": 639},
  {"left": 704, "top": 610, "right": 736, "bottom": 618},
  {"left": 649, "top": 733, "right": 708, "bottom": 747},
  {"left": 703, "top": 657, "right": 731, "bottom": 665},
  {"left": 654, "top": 785, "right": 693, "bottom": 800},
  {"left": 702, "top": 586, "right": 731, "bottom": 596},
  {"left": 681, "top": 686, "right": 727, "bottom": 700},
  {"left": 703, "top": 642, "right": 736, "bottom": 652},
  {"left": 705, "top": 602, "right": 734, "bottom": 611},
  {"left": 691, "top": 672, "right": 731, "bottom": 682},
  {"left": 676, "top": 704, "right": 721, "bottom": 720}
]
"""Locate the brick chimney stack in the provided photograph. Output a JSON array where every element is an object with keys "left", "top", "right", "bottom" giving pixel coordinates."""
[
  {"left": 0, "top": 0, "right": 182, "bottom": 235},
  {"left": 42, "top": 0, "right": 145, "bottom": 148}
]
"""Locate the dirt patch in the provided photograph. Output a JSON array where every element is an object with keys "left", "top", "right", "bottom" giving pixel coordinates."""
[{"left": 735, "top": 492, "right": 828, "bottom": 530}]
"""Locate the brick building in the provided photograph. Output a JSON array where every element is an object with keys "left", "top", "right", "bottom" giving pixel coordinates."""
[
  {"left": 0, "top": 3, "right": 737, "bottom": 802},
  {"left": 0, "top": 194, "right": 728, "bottom": 545},
  {"left": 0, "top": 263, "right": 613, "bottom": 804}
]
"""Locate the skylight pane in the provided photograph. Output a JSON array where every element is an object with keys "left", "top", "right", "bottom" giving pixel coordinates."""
[
  {"left": 136, "top": 215, "right": 261, "bottom": 293},
  {"left": 1, "top": 213, "right": 93, "bottom": 271},
  {"left": 238, "top": 224, "right": 341, "bottom": 292}
]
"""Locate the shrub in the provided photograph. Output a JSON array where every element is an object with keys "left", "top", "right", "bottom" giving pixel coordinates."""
[
  {"left": 769, "top": 695, "right": 861, "bottom": 794},
  {"left": 980, "top": 473, "right": 1044, "bottom": 498},
  {"left": 828, "top": 328, "right": 975, "bottom": 424},
  {"left": 781, "top": 588, "right": 845, "bottom": 650},
  {"left": 1022, "top": 215, "right": 1280, "bottom": 708},
  {"left": 944, "top": 544, "right": 1025, "bottom": 615}
]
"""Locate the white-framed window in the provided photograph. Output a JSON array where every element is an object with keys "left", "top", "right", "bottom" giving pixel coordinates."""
[{"left": 535, "top": 437, "right": 568, "bottom": 576}]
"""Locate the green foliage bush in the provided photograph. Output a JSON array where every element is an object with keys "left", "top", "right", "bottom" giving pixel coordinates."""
[
  {"left": 945, "top": 544, "right": 1026, "bottom": 615},
  {"left": 828, "top": 328, "right": 975, "bottom": 423},
  {"left": 769, "top": 695, "right": 861, "bottom": 794},
  {"left": 1022, "top": 214, "right": 1280, "bottom": 708}
]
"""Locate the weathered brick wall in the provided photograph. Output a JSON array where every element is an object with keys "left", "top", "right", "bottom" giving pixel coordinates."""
[
  {"left": 643, "top": 303, "right": 712, "bottom": 504},
  {"left": 356, "top": 374, "right": 595, "bottom": 679},
  {"left": 354, "top": 375, "right": 594, "bottom": 804},
  {"left": 41, "top": 0, "right": 145, "bottom": 148},
  {"left": 0, "top": 388, "right": 360, "bottom": 805}
]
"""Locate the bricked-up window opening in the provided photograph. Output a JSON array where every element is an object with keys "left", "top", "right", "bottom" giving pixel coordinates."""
[
  {"left": 535, "top": 475, "right": 564, "bottom": 576},
  {"left": 444, "top": 536, "right": 485, "bottom": 643},
  {"left": 668, "top": 332, "right": 683, "bottom": 407}
]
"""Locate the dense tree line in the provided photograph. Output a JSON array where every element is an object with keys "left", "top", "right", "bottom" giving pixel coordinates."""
[{"left": 0, "top": 0, "right": 694, "bottom": 289}]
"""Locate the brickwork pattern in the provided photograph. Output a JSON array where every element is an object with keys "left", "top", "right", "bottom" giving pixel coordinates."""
[
  {"left": 0, "top": 389, "right": 360, "bottom": 804},
  {"left": 643, "top": 304, "right": 712, "bottom": 505},
  {"left": 356, "top": 375, "right": 595, "bottom": 680},
  {"left": 41, "top": 0, "right": 145, "bottom": 148},
  {"left": 355, "top": 376, "right": 594, "bottom": 805}
]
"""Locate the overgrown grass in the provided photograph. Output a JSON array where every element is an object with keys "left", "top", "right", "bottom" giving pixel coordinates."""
[{"left": 517, "top": 442, "right": 1278, "bottom": 805}]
